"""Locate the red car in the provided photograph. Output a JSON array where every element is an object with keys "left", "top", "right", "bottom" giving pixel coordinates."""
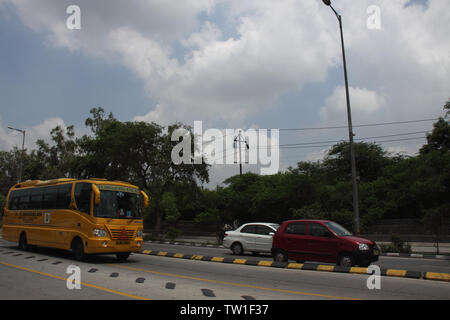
[{"left": 271, "top": 219, "right": 379, "bottom": 267}]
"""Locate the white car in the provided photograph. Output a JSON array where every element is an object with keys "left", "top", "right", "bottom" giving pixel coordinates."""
[{"left": 223, "top": 222, "right": 280, "bottom": 255}]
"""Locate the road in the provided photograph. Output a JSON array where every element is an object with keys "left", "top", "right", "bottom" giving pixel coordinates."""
[
  {"left": 0, "top": 238, "right": 449, "bottom": 302},
  {"left": 142, "top": 242, "right": 450, "bottom": 274}
]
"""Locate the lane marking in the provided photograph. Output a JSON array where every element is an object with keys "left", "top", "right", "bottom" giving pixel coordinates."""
[
  {"left": 0, "top": 261, "right": 149, "bottom": 300},
  {"left": 349, "top": 267, "right": 367, "bottom": 274},
  {"left": 318, "top": 265, "right": 335, "bottom": 272},
  {"left": 233, "top": 259, "right": 247, "bottom": 264},
  {"left": 165, "top": 282, "right": 176, "bottom": 289},
  {"left": 201, "top": 288, "right": 215, "bottom": 297},
  {"left": 287, "top": 263, "right": 303, "bottom": 269},
  {"left": 257, "top": 261, "right": 273, "bottom": 267},
  {"left": 386, "top": 269, "right": 407, "bottom": 277},
  {"left": 110, "top": 264, "right": 361, "bottom": 300},
  {"left": 211, "top": 257, "right": 224, "bottom": 263},
  {"left": 424, "top": 272, "right": 450, "bottom": 282}
]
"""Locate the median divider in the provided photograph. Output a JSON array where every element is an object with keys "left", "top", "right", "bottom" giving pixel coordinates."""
[{"left": 138, "top": 250, "right": 450, "bottom": 282}]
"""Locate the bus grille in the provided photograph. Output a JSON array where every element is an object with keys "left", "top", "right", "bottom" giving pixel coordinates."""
[{"left": 110, "top": 228, "right": 135, "bottom": 240}]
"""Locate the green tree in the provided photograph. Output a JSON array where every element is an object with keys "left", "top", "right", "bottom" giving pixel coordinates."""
[
  {"left": 422, "top": 204, "right": 450, "bottom": 254},
  {"left": 77, "top": 108, "right": 210, "bottom": 232},
  {"left": 31, "top": 125, "right": 78, "bottom": 179},
  {"left": 419, "top": 117, "right": 450, "bottom": 154},
  {"left": 160, "top": 192, "right": 180, "bottom": 223}
]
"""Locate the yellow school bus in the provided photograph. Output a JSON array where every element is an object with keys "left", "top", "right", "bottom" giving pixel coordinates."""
[{"left": 2, "top": 178, "right": 149, "bottom": 261}]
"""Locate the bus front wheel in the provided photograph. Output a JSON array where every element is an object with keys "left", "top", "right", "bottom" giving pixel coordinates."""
[
  {"left": 116, "top": 252, "right": 131, "bottom": 262},
  {"left": 71, "top": 238, "right": 86, "bottom": 261}
]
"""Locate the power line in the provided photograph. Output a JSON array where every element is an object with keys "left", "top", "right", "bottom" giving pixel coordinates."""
[
  {"left": 279, "top": 118, "right": 438, "bottom": 132},
  {"left": 274, "top": 130, "right": 429, "bottom": 148},
  {"left": 278, "top": 136, "right": 427, "bottom": 150},
  {"left": 202, "top": 136, "right": 427, "bottom": 164},
  {"left": 252, "top": 130, "right": 429, "bottom": 149}
]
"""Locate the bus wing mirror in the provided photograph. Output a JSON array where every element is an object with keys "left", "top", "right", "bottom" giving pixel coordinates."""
[
  {"left": 92, "top": 184, "right": 101, "bottom": 206},
  {"left": 140, "top": 190, "right": 149, "bottom": 208}
]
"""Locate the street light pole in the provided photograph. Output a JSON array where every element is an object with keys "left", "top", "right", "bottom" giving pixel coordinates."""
[
  {"left": 8, "top": 126, "right": 26, "bottom": 183},
  {"left": 322, "top": 0, "right": 360, "bottom": 234}
]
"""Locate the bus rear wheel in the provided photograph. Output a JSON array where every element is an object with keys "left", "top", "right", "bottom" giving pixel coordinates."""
[{"left": 18, "top": 232, "right": 29, "bottom": 251}]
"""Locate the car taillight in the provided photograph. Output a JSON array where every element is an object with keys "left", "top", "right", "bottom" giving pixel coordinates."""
[{"left": 224, "top": 232, "right": 229, "bottom": 238}]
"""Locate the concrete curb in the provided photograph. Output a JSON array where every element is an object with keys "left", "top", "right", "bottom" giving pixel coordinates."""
[
  {"left": 144, "top": 240, "right": 450, "bottom": 260},
  {"left": 383, "top": 252, "right": 450, "bottom": 260},
  {"left": 138, "top": 249, "right": 450, "bottom": 282},
  {"left": 146, "top": 239, "right": 225, "bottom": 248}
]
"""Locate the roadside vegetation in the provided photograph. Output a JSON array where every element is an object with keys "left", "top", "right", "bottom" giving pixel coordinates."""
[{"left": 1, "top": 101, "right": 449, "bottom": 243}]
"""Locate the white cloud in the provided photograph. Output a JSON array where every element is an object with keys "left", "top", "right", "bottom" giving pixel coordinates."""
[
  {"left": 3, "top": 0, "right": 449, "bottom": 125},
  {"left": 320, "top": 86, "right": 386, "bottom": 123},
  {"left": 2, "top": 0, "right": 339, "bottom": 126},
  {"left": 2, "top": 0, "right": 449, "bottom": 187},
  {"left": 304, "top": 148, "right": 331, "bottom": 163}
]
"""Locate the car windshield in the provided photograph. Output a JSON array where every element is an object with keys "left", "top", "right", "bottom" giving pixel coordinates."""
[
  {"left": 94, "top": 186, "right": 141, "bottom": 219},
  {"left": 324, "top": 221, "right": 352, "bottom": 236},
  {"left": 270, "top": 224, "right": 280, "bottom": 230}
]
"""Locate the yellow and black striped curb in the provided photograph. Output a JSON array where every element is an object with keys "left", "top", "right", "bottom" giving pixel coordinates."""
[{"left": 138, "top": 250, "right": 450, "bottom": 282}]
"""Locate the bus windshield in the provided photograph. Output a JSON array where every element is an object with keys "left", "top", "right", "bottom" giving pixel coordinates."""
[{"left": 94, "top": 186, "right": 141, "bottom": 219}]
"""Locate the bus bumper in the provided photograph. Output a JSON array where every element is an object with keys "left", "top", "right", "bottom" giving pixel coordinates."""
[{"left": 85, "top": 238, "right": 143, "bottom": 254}]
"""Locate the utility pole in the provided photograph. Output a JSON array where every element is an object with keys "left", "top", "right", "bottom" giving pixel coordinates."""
[
  {"left": 234, "top": 130, "right": 249, "bottom": 177},
  {"left": 322, "top": 0, "right": 360, "bottom": 234}
]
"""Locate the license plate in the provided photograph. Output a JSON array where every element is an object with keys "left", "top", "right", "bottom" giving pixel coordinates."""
[{"left": 116, "top": 241, "right": 130, "bottom": 245}]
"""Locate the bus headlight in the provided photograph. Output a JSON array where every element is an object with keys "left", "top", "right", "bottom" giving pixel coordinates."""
[{"left": 93, "top": 229, "right": 107, "bottom": 237}]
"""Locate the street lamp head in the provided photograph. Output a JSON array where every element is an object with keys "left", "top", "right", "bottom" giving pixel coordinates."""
[{"left": 322, "top": 0, "right": 331, "bottom": 6}]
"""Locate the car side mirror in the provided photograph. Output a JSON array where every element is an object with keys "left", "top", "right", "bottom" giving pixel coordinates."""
[
  {"left": 269, "top": 232, "right": 275, "bottom": 236},
  {"left": 140, "top": 190, "right": 149, "bottom": 208},
  {"left": 92, "top": 184, "right": 101, "bottom": 206}
]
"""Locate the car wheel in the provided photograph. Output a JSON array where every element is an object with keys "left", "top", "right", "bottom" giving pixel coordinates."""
[
  {"left": 231, "top": 242, "right": 243, "bottom": 255},
  {"left": 273, "top": 250, "right": 288, "bottom": 262},
  {"left": 338, "top": 254, "right": 353, "bottom": 267}
]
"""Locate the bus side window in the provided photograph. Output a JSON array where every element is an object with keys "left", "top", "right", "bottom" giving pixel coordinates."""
[
  {"left": 56, "top": 184, "right": 72, "bottom": 209},
  {"left": 8, "top": 190, "right": 19, "bottom": 210},
  {"left": 30, "top": 188, "right": 43, "bottom": 210},
  {"left": 74, "top": 183, "right": 92, "bottom": 215},
  {"left": 42, "top": 186, "right": 58, "bottom": 209},
  {"left": 18, "top": 189, "right": 31, "bottom": 210}
]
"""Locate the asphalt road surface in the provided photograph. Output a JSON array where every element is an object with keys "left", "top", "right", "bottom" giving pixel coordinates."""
[{"left": 0, "top": 238, "right": 449, "bottom": 301}]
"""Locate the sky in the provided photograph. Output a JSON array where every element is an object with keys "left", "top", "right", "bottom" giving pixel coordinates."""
[{"left": 0, "top": 0, "right": 449, "bottom": 188}]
